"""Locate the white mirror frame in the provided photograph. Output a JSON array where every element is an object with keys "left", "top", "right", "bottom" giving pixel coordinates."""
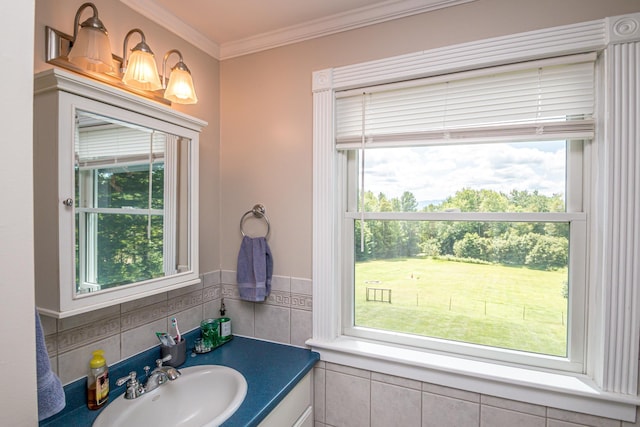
[{"left": 34, "top": 69, "right": 206, "bottom": 318}]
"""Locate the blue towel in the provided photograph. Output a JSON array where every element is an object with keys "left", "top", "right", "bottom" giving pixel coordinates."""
[
  {"left": 36, "top": 310, "right": 65, "bottom": 421},
  {"left": 237, "top": 236, "right": 273, "bottom": 302}
]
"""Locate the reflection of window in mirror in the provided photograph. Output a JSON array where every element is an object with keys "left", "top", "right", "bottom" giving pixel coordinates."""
[{"left": 74, "top": 111, "right": 188, "bottom": 295}]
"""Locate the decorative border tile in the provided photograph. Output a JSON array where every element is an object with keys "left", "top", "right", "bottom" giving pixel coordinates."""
[
  {"left": 57, "top": 315, "right": 121, "bottom": 353},
  {"left": 120, "top": 301, "right": 167, "bottom": 331},
  {"left": 222, "top": 283, "right": 240, "bottom": 299},
  {"left": 167, "top": 289, "right": 203, "bottom": 314},
  {"left": 265, "top": 290, "right": 291, "bottom": 307},
  {"left": 291, "top": 293, "right": 312, "bottom": 311},
  {"left": 203, "top": 283, "right": 221, "bottom": 301}
]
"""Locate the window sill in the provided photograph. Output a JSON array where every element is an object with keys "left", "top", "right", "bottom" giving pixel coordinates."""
[{"left": 307, "top": 336, "right": 639, "bottom": 422}]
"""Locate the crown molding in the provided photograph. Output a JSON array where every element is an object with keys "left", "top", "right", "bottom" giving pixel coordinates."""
[
  {"left": 121, "top": 0, "right": 475, "bottom": 60},
  {"left": 120, "top": 0, "right": 220, "bottom": 58},
  {"left": 220, "top": 0, "right": 476, "bottom": 59}
]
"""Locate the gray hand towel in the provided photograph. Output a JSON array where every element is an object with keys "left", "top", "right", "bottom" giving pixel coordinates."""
[
  {"left": 36, "top": 310, "right": 66, "bottom": 421},
  {"left": 237, "top": 236, "right": 273, "bottom": 302}
]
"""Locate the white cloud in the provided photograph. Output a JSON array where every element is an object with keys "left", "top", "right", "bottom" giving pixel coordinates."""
[{"left": 364, "top": 141, "right": 566, "bottom": 203}]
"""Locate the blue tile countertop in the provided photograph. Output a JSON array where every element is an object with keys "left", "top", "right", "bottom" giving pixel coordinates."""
[{"left": 40, "top": 332, "right": 319, "bottom": 427}]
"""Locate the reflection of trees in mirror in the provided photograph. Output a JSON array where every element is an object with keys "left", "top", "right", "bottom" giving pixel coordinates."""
[
  {"left": 97, "top": 214, "right": 164, "bottom": 289},
  {"left": 97, "top": 164, "right": 165, "bottom": 288},
  {"left": 76, "top": 163, "right": 166, "bottom": 292},
  {"left": 96, "top": 164, "right": 164, "bottom": 209}
]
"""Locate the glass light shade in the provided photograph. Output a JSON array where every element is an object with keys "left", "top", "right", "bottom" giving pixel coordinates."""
[
  {"left": 68, "top": 27, "right": 114, "bottom": 73},
  {"left": 122, "top": 50, "right": 162, "bottom": 91},
  {"left": 164, "top": 68, "right": 198, "bottom": 104}
]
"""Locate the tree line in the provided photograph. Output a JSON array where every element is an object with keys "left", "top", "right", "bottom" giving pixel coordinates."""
[{"left": 355, "top": 188, "right": 568, "bottom": 271}]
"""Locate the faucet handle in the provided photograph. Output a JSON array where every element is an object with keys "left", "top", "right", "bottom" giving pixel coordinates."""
[
  {"left": 116, "top": 371, "right": 137, "bottom": 387},
  {"left": 116, "top": 371, "right": 145, "bottom": 399},
  {"left": 155, "top": 354, "right": 172, "bottom": 367}
]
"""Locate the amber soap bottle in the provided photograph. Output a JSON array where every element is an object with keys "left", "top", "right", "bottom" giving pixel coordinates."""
[{"left": 87, "top": 350, "right": 109, "bottom": 410}]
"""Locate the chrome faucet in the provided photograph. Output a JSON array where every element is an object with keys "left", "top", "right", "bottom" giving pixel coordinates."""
[
  {"left": 115, "top": 370, "right": 145, "bottom": 399},
  {"left": 143, "top": 356, "right": 181, "bottom": 393},
  {"left": 115, "top": 355, "right": 181, "bottom": 399}
]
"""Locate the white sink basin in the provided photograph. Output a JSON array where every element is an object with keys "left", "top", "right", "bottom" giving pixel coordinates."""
[{"left": 93, "top": 365, "right": 247, "bottom": 427}]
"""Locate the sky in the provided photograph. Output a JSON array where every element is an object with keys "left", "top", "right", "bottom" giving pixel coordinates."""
[{"left": 363, "top": 141, "right": 566, "bottom": 204}]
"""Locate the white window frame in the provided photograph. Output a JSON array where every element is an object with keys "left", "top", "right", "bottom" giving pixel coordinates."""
[
  {"left": 309, "top": 13, "right": 640, "bottom": 421},
  {"left": 76, "top": 161, "right": 168, "bottom": 291},
  {"left": 74, "top": 120, "right": 180, "bottom": 293},
  {"left": 341, "top": 140, "right": 587, "bottom": 373}
]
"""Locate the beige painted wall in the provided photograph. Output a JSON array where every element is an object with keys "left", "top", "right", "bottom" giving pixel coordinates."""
[
  {"left": 0, "top": 0, "right": 37, "bottom": 425},
  {"left": 33, "top": 0, "right": 221, "bottom": 274},
  {"left": 219, "top": 0, "right": 640, "bottom": 278}
]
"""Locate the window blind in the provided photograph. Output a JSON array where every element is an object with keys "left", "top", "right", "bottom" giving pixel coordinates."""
[
  {"left": 335, "top": 53, "right": 596, "bottom": 149},
  {"left": 76, "top": 126, "right": 166, "bottom": 166}
]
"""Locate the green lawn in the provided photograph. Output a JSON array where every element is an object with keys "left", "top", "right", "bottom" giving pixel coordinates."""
[{"left": 355, "top": 257, "right": 568, "bottom": 356}]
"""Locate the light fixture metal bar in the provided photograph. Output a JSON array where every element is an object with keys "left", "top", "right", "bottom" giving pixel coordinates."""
[{"left": 45, "top": 26, "right": 170, "bottom": 105}]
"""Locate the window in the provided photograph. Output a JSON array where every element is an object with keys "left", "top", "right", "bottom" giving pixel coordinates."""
[
  {"left": 344, "top": 140, "right": 586, "bottom": 369},
  {"left": 336, "top": 56, "right": 592, "bottom": 371},
  {"left": 310, "top": 16, "right": 640, "bottom": 420},
  {"left": 74, "top": 111, "right": 180, "bottom": 294}
]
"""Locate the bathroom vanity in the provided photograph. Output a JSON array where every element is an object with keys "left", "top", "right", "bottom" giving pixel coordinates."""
[{"left": 39, "top": 335, "right": 319, "bottom": 427}]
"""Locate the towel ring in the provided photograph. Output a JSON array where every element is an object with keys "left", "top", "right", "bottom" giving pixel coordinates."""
[{"left": 240, "top": 204, "right": 271, "bottom": 239}]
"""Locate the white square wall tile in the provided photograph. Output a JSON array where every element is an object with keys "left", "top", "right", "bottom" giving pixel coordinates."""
[
  {"left": 481, "top": 395, "right": 546, "bottom": 417},
  {"left": 325, "top": 362, "right": 370, "bottom": 379},
  {"left": 203, "top": 298, "right": 223, "bottom": 320},
  {"left": 57, "top": 334, "right": 120, "bottom": 385},
  {"left": 291, "top": 277, "right": 312, "bottom": 295},
  {"left": 167, "top": 282, "right": 203, "bottom": 299},
  {"left": 314, "top": 366, "right": 326, "bottom": 423},
  {"left": 270, "top": 275, "right": 291, "bottom": 292},
  {"left": 221, "top": 270, "right": 236, "bottom": 284},
  {"left": 480, "top": 405, "right": 545, "bottom": 427},
  {"left": 326, "top": 370, "right": 371, "bottom": 427},
  {"left": 255, "top": 303, "right": 290, "bottom": 344},
  {"left": 121, "top": 318, "right": 166, "bottom": 359},
  {"left": 547, "top": 408, "right": 623, "bottom": 427},
  {"left": 291, "top": 308, "right": 312, "bottom": 347},
  {"left": 422, "top": 392, "right": 479, "bottom": 427},
  {"left": 371, "top": 380, "right": 421, "bottom": 427},
  {"left": 121, "top": 292, "right": 166, "bottom": 313},
  {"left": 202, "top": 270, "right": 220, "bottom": 286},
  {"left": 39, "top": 314, "right": 58, "bottom": 335},
  {"left": 224, "top": 298, "right": 255, "bottom": 337},
  {"left": 170, "top": 305, "right": 204, "bottom": 336},
  {"left": 547, "top": 420, "right": 592, "bottom": 427},
  {"left": 49, "top": 356, "right": 58, "bottom": 376},
  {"left": 372, "top": 372, "right": 421, "bottom": 391},
  {"left": 422, "top": 382, "right": 480, "bottom": 403}
]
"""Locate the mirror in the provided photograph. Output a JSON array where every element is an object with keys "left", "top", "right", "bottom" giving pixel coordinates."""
[{"left": 74, "top": 111, "right": 191, "bottom": 295}]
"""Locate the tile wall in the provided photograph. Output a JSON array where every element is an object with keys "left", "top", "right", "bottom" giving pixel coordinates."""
[
  {"left": 40, "top": 270, "right": 313, "bottom": 385},
  {"left": 40, "top": 271, "right": 638, "bottom": 426},
  {"left": 313, "top": 362, "right": 640, "bottom": 427}
]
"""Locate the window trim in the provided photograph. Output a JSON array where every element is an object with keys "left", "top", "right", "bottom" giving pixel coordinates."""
[
  {"left": 75, "top": 139, "right": 173, "bottom": 292},
  {"left": 341, "top": 214, "right": 586, "bottom": 373},
  {"left": 309, "top": 13, "right": 640, "bottom": 421}
]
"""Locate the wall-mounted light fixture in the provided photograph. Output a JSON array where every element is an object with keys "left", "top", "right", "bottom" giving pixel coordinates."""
[
  {"left": 163, "top": 49, "right": 198, "bottom": 104},
  {"left": 45, "top": 2, "right": 198, "bottom": 105},
  {"left": 67, "top": 2, "right": 113, "bottom": 73},
  {"left": 121, "top": 29, "right": 162, "bottom": 91}
]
